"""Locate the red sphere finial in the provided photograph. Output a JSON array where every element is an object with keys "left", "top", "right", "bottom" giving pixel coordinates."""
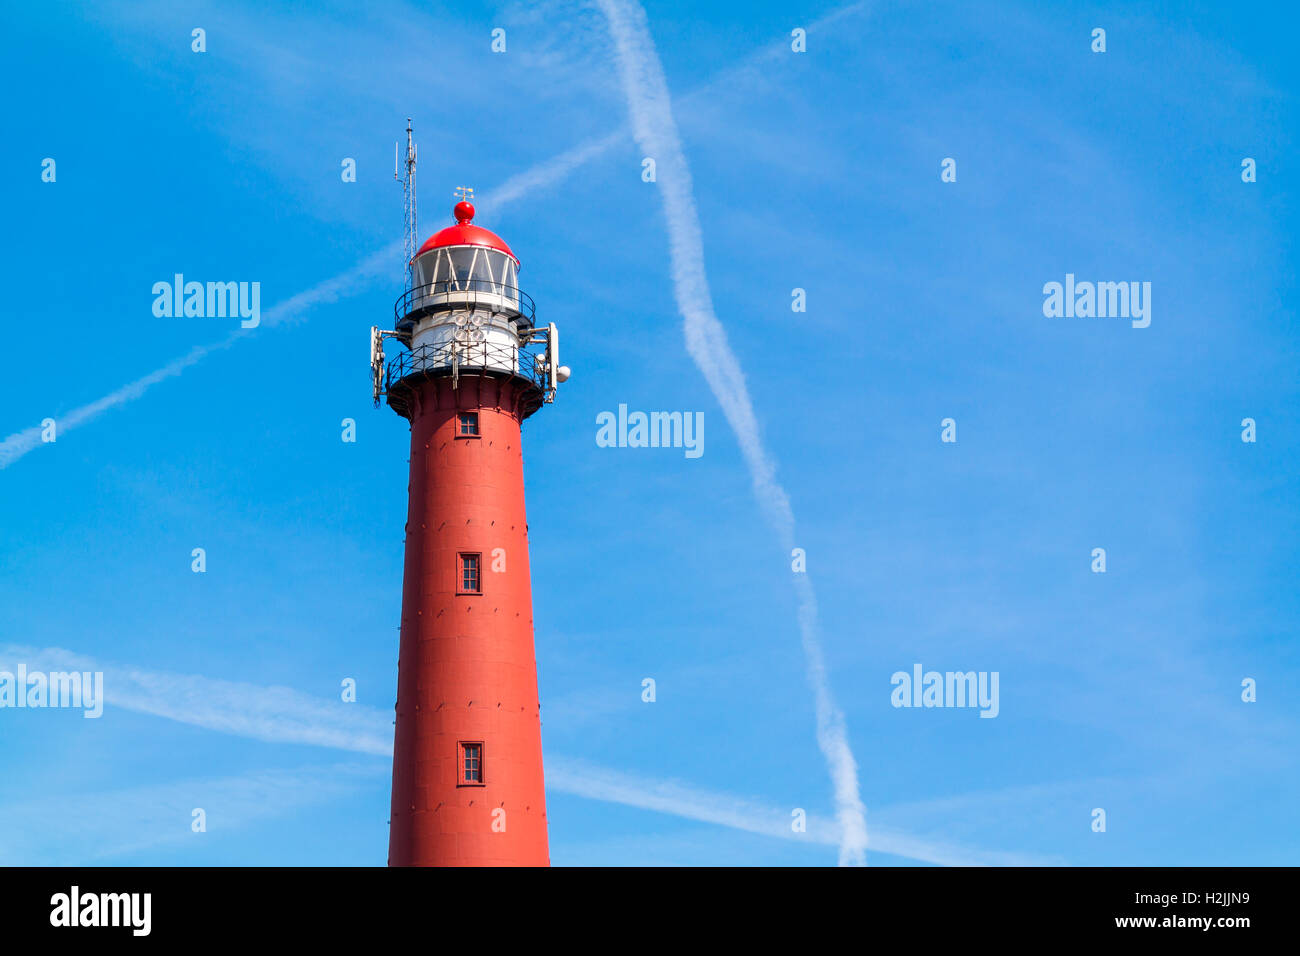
[{"left": 454, "top": 200, "right": 475, "bottom": 224}]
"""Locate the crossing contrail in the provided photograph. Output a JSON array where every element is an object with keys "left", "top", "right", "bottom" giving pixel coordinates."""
[
  {"left": 593, "top": 0, "right": 870, "bottom": 865},
  {"left": 0, "top": 3, "right": 867, "bottom": 472},
  {"left": 0, "top": 149, "right": 593, "bottom": 472},
  {"left": 0, "top": 0, "right": 874, "bottom": 865},
  {"left": 0, "top": 643, "right": 1028, "bottom": 866}
]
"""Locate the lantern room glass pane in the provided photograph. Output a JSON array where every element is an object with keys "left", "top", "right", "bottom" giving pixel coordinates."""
[
  {"left": 412, "top": 253, "right": 431, "bottom": 288},
  {"left": 472, "top": 250, "right": 495, "bottom": 288},
  {"left": 448, "top": 248, "right": 476, "bottom": 288}
]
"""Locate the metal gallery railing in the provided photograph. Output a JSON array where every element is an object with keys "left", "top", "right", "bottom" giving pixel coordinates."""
[
  {"left": 383, "top": 338, "right": 549, "bottom": 396},
  {"left": 394, "top": 279, "right": 536, "bottom": 329}
]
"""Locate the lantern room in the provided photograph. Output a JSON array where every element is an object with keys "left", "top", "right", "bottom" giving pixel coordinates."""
[
  {"left": 372, "top": 146, "right": 569, "bottom": 422},
  {"left": 396, "top": 200, "right": 532, "bottom": 339},
  {"left": 388, "top": 199, "right": 542, "bottom": 386}
]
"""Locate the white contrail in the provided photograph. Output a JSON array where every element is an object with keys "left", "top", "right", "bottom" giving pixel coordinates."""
[
  {"left": 259, "top": 241, "right": 400, "bottom": 330},
  {"left": 0, "top": 645, "right": 392, "bottom": 755},
  {"left": 0, "top": 644, "right": 1030, "bottom": 864},
  {"left": 0, "top": 153, "right": 568, "bottom": 471},
  {"left": 0, "top": 334, "right": 241, "bottom": 469},
  {"left": 0, "top": 243, "right": 398, "bottom": 471},
  {"left": 547, "top": 757, "right": 1052, "bottom": 867},
  {"left": 593, "top": 0, "right": 869, "bottom": 865},
  {"left": 478, "top": 130, "right": 626, "bottom": 219}
]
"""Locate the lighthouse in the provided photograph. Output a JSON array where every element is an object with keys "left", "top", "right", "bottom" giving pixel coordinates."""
[{"left": 372, "top": 144, "right": 569, "bottom": 866}]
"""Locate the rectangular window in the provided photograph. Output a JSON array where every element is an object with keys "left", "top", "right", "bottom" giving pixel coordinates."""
[
  {"left": 460, "top": 742, "right": 483, "bottom": 785},
  {"left": 458, "top": 553, "right": 481, "bottom": 594},
  {"left": 457, "top": 412, "right": 480, "bottom": 437}
]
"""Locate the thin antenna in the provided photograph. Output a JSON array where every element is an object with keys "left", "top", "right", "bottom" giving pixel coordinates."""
[{"left": 396, "top": 119, "right": 418, "bottom": 287}]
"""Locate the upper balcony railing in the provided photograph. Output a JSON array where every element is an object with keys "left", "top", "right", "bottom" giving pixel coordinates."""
[
  {"left": 395, "top": 279, "right": 536, "bottom": 332},
  {"left": 382, "top": 336, "right": 551, "bottom": 420}
]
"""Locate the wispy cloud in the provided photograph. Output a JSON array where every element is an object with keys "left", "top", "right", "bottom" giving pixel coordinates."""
[
  {"left": 0, "top": 763, "right": 380, "bottom": 864},
  {"left": 592, "top": 0, "right": 869, "bottom": 865}
]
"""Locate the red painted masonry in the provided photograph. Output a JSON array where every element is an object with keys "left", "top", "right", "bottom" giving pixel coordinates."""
[{"left": 388, "top": 375, "right": 549, "bottom": 866}]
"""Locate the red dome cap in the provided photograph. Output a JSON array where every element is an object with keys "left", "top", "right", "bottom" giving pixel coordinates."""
[{"left": 414, "top": 200, "right": 518, "bottom": 263}]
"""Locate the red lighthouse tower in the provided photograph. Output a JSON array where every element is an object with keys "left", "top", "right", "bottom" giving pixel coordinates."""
[{"left": 372, "top": 163, "right": 568, "bottom": 866}]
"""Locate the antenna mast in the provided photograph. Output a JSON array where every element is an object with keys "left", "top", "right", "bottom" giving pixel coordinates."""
[{"left": 395, "top": 118, "right": 417, "bottom": 286}]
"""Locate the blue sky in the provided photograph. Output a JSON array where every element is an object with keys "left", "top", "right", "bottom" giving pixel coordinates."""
[{"left": 0, "top": 0, "right": 1296, "bottom": 866}]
